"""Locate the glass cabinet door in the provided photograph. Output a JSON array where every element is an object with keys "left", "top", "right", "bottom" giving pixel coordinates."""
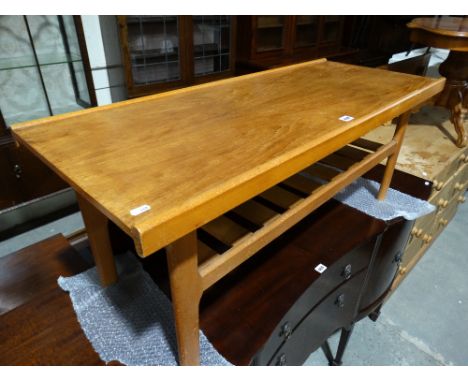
[
  {"left": 0, "top": 15, "right": 94, "bottom": 127},
  {"left": 193, "top": 16, "right": 232, "bottom": 77},
  {"left": 126, "top": 16, "right": 181, "bottom": 85},
  {"left": 255, "top": 16, "right": 286, "bottom": 52},
  {"left": 321, "top": 16, "right": 342, "bottom": 44},
  {"left": 294, "top": 16, "right": 319, "bottom": 48}
]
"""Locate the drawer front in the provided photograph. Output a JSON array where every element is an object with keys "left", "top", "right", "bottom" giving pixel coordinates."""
[
  {"left": 402, "top": 231, "right": 433, "bottom": 271},
  {"left": 251, "top": 238, "right": 376, "bottom": 366},
  {"left": 431, "top": 164, "right": 467, "bottom": 213},
  {"left": 268, "top": 270, "right": 366, "bottom": 366},
  {"left": 358, "top": 219, "right": 413, "bottom": 313},
  {"left": 431, "top": 150, "right": 468, "bottom": 188},
  {"left": 407, "top": 209, "right": 436, "bottom": 247},
  {"left": 431, "top": 195, "right": 460, "bottom": 240},
  {"left": 449, "top": 163, "right": 467, "bottom": 200}
]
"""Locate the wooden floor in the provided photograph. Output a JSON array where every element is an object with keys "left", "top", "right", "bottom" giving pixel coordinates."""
[{"left": 0, "top": 235, "right": 117, "bottom": 366}]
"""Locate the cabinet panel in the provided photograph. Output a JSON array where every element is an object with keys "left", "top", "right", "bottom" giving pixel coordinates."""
[
  {"left": 126, "top": 16, "right": 182, "bottom": 86},
  {"left": 119, "top": 16, "right": 236, "bottom": 98},
  {"left": 12, "top": 145, "right": 68, "bottom": 202},
  {"left": 193, "top": 16, "right": 232, "bottom": 77},
  {"left": 294, "top": 16, "right": 319, "bottom": 48},
  {"left": 0, "top": 142, "right": 25, "bottom": 210},
  {"left": 320, "top": 16, "right": 343, "bottom": 45},
  {"left": 255, "top": 16, "right": 287, "bottom": 53},
  {"left": 236, "top": 16, "right": 356, "bottom": 71},
  {"left": 269, "top": 270, "right": 366, "bottom": 366},
  {"left": 0, "top": 138, "right": 68, "bottom": 211}
]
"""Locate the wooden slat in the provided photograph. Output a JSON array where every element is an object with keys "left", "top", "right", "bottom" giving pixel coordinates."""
[
  {"left": 231, "top": 199, "right": 279, "bottom": 227},
  {"left": 351, "top": 138, "right": 383, "bottom": 152},
  {"left": 302, "top": 163, "right": 341, "bottom": 182},
  {"left": 281, "top": 173, "right": 321, "bottom": 195},
  {"left": 197, "top": 240, "right": 219, "bottom": 265},
  {"left": 201, "top": 215, "right": 250, "bottom": 247},
  {"left": 335, "top": 145, "right": 372, "bottom": 162},
  {"left": 199, "top": 140, "right": 397, "bottom": 290},
  {"left": 258, "top": 185, "right": 303, "bottom": 210},
  {"left": 319, "top": 152, "right": 356, "bottom": 171}
]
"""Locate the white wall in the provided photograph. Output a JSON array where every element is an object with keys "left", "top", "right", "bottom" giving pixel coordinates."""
[{"left": 81, "top": 15, "right": 127, "bottom": 106}]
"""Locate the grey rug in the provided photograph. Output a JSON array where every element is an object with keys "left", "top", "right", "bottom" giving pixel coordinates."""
[{"left": 58, "top": 253, "right": 232, "bottom": 366}]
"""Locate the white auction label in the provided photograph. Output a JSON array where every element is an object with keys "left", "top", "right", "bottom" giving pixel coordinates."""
[
  {"left": 314, "top": 264, "right": 327, "bottom": 274},
  {"left": 339, "top": 115, "right": 354, "bottom": 122},
  {"left": 130, "top": 204, "right": 151, "bottom": 216}
]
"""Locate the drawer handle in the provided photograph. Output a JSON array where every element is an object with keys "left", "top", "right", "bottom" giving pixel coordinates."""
[
  {"left": 335, "top": 294, "right": 345, "bottom": 309},
  {"left": 437, "top": 199, "right": 448, "bottom": 208},
  {"left": 341, "top": 264, "right": 352, "bottom": 280},
  {"left": 393, "top": 251, "right": 403, "bottom": 264},
  {"left": 433, "top": 180, "right": 444, "bottom": 191},
  {"left": 14, "top": 164, "right": 22, "bottom": 179},
  {"left": 279, "top": 322, "right": 292, "bottom": 340},
  {"left": 460, "top": 154, "right": 468, "bottom": 163},
  {"left": 422, "top": 234, "right": 432, "bottom": 244},
  {"left": 399, "top": 266, "right": 407, "bottom": 276},
  {"left": 458, "top": 196, "right": 466, "bottom": 204},
  {"left": 411, "top": 227, "right": 423, "bottom": 237},
  {"left": 276, "top": 353, "right": 286, "bottom": 366},
  {"left": 438, "top": 218, "right": 448, "bottom": 227},
  {"left": 454, "top": 182, "right": 465, "bottom": 191}
]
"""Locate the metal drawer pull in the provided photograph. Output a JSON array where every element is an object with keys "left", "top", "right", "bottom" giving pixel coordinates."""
[
  {"left": 276, "top": 353, "right": 286, "bottom": 366},
  {"left": 341, "top": 264, "right": 352, "bottom": 280},
  {"left": 14, "top": 164, "right": 22, "bottom": 179},
  {"left": 279, "top": 322, "right": 292, "bottom": 340},
  {"left": 393, "top": 251, "right": 403, "bottom": 264},
  {"left": 335, "top": 294, "right": 345, "bottom": 308}
]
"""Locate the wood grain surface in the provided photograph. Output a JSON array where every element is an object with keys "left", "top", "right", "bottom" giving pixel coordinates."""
[
  {"left": 11, "top": 60, "right": 445, "bottom": 256},
  {"left": 408, "top": 17, "right": 468, "bottom": 38}
]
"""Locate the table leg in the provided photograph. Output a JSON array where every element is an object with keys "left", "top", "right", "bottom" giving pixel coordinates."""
[
  {"left": 166, "top": 231, "right": 203, "bottom": 366},
  {"left": 377, "top": 112, "right": 411, "bottom": 200},
  {"left": 437, "top": 50, "right": 467, "bottom": 148},
  {"left": 450, "top": 101, "right": 467, "bottom": 148},
  {"left": 76, "top": 194, "right": 118, "bottom": 286}
]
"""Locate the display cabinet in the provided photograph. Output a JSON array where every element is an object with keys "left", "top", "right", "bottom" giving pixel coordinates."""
[
  {"left": 118, "top": 16, "right": 236, "bottom": 98},
  {"left": 0, "top": 15, "right": 95, "bottom": 217},
  {"left": 236, "top": 16, "right": 357, "bottom": 71},
  {"left": 0, "top": 16, "right": 96, "bottom": 131}
]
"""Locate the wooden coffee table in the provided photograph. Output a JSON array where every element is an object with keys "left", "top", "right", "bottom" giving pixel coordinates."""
[
  {"left": 11, "top": 59, "right": 444, "bottom": 365},
  {"left": 408, "top": 16, "right": 468, "bottom": 147}
]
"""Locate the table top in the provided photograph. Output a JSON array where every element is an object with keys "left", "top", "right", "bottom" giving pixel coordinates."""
[
  {"left": 407, "top": 17, "right": 468, "bottom": 38},
  {"left": 12, "top": 59, "right": 444, "bottom": 256},
  {"left": 407, "top": 17, "right": 468, "bottom": 52}
]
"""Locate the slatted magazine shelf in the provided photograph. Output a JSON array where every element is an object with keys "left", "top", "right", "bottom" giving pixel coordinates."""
[
  {"left": 12, "top": 59, "right": 444, "bottom": 365},
  {"left": 195, "top": 139, "right": 405, "bottom": 289}
]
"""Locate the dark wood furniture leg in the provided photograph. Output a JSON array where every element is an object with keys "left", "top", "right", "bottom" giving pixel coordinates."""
[
  {"left": 76, "top": 194, "right": 117, "bottom": 286},
  {"left": 437, "top": 51, "right": 467, "bottom": 148},
  {"left": 332, "top": 325, "right": 355, "bottom": 366},
  {"left": 368, "top": 303, "right": 383, "bottom": 322},
  {"left": 321, "top": 341, "right": 335, "bottom": 365},
  {"left": 166, "top": 231, "right": 203, "bottom": 366}
]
